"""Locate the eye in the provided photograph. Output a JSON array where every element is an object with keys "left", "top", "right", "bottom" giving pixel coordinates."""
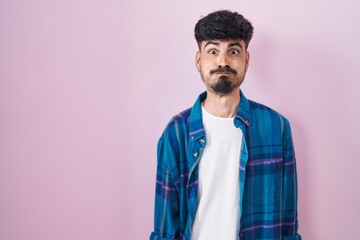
[
  {"left": 229, "top": 49, "right": 239, "bottom": 55},
  {"left": 208, "top": 49, "right": 218, "bottom": 55}
]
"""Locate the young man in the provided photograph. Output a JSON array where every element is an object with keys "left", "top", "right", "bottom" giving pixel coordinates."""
[{"left": 150, "top": 10, "right": 301, "bottom": 240}]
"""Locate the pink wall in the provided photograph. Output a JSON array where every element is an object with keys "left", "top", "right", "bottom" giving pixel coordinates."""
[{"left": 1, "top": 0, "right": 359, "bottom": 239}]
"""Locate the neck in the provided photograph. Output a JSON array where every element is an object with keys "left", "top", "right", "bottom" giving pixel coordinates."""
[{"left": 202, "top": 89, "right": 241, "bottom": 118}]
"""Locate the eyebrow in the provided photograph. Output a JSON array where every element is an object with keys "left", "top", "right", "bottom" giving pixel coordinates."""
[
  {"left": 204, "top": 41, "right": 243, "bottom": 49},
  {"left": 228, "top": 42, "right": 243, "bottom": 49},
  {"left": 204, "top": 41, "right": 220, "bottom": 48}
]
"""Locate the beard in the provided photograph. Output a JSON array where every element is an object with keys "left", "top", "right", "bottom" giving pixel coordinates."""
[
  {"left": 199, "top": 66, "right": 247, "bottom": 95},
  {"left": 209, "top": 72, "right": 245, "bottom": 94},
  {"left": 210, "top": 75, "right": 234, "bottom": 94}
]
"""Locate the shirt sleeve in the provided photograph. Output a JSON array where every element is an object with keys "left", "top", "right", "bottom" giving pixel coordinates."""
[
  {"left": 150, "top": 135, "right": 181, "bottom": 240},
  {"left": 281, "top": 118, "right": 302, "bottom": 239}
]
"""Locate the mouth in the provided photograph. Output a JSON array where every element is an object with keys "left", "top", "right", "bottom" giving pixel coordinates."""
[
  {"left": 210, "top": 68, "right": 237, "bottom": 75},
  {"left": 215, "top": 71, "right": 233, "bottom": 75}
]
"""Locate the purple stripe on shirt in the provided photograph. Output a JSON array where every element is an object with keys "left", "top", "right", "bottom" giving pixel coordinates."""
[
  {"left": 247, "top": 158, "right": 282, "bottom": 166},
  {"left": 189, "top": 128, "right": 204, "bottom": 136},
  {"left": 156, "top": 180, "right": 176, "bottom": 191},
  {"left": 186, "top": 180, "right": 198, "bottom": 188},
  {"left": 241, "top": 221, "right": 296, "bottom": 233},
  {"left": 174, "top": 173, "right": 188, "bottom": 185},
  {"left": 284, "top": 160, "right": 295, "bottom": 166}
]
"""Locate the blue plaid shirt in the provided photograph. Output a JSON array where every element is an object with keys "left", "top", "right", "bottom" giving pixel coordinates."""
[{"left": 150, "top": 90, "right": 301, "bottom": 240}]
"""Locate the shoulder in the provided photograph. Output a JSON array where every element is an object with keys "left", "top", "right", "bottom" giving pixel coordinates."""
[
  {"left": 166, "top": 107, "right": 192, "bottom": 129},
  {"left": 157, "top": 108, "right": 192, "bottom": 170},
  {"left": 248, "top": 99, "right": 291, "bottom": 131},
  {"left": 159, "top": 107, "right": 192, "bottom": 143},
  {"left": 249, "top": 99, "right": 289, "bottom": 121}
]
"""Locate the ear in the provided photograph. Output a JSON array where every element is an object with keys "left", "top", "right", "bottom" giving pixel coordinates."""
[
  {"left": 245, "top": 51, "right": 250, "bottom": 71},
  {"left": 195, "top": 51, "right": 201, "bottom": 71}
]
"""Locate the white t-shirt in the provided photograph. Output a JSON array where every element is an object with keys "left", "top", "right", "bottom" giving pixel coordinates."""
[{"left": 191, "top": 105, "right": 243, "bottom": 240}]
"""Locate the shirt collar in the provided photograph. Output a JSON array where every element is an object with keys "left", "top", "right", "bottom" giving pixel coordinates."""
[
  {"left": 189, "top": 90, "right": 252, "bottom": 141},
  {"left": 236, "top": 90, "right": 251, "bottom": 126}
]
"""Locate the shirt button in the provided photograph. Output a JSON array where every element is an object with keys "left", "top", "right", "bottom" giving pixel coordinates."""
[
  {"left": 191, "top": 136, "right": 194, "bottom": 140},
  {"left": 200, "top": 139, "right": 205, "bottom": 144},
  {"left": 193, "top": 152, "right": 199, "bottom": 158}
]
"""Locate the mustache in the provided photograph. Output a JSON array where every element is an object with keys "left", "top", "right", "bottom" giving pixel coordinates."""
[{"left": 209, "top": 67, "right": 237, "bottom": 75}]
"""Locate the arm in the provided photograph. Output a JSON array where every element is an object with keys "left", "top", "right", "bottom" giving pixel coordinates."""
[
  {"left": 281, "top": 118, "right": 302, "bottom": 240},
  {"left": 150, "top": 135, "right": 181, "bottom": 240}
]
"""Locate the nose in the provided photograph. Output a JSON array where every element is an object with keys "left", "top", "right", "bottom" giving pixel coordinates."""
[{"left": 217, "top": 52, "right": 229, "bottom": 69}]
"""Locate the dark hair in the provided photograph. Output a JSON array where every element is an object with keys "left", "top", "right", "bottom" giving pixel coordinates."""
[{"left": 194, "top": 10, "right": 254, "bottom": 50}]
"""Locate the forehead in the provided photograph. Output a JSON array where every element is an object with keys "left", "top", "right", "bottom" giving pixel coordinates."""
[{"left": 200, "top": 39, "right": 246, "bottom": 49}]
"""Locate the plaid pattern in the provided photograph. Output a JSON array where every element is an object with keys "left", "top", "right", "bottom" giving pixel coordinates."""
[{"left": 150, "top": 90, "right": 301, "bottom": 240}]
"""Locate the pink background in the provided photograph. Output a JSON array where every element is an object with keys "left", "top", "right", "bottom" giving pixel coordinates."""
[{"left": 1, "top": 0, "right": 359, "bottom": 239}]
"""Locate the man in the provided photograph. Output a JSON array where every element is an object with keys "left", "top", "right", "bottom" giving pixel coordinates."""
[{"left": 150, "top": 10, "right": 301, "bottom": 240}]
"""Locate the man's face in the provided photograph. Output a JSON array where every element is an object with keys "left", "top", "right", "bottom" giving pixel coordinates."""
[{"left": 195, "top": 39, "right": 249, "bottom": 95}]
